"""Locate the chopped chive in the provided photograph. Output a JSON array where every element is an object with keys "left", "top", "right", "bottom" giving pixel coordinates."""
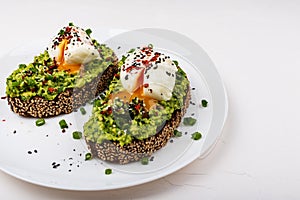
[
  {"left": 85, "top": 28, "right": 92, "bottom": 36},
  {"left": 201, "top": 99, "right": 208, "bottom": 107},
  {"left": 85, "top": 153, "right": 92, "bottom": 160},
  {"left": 173, "top": 60, "right": 179, "bottom": 66},
  {"left": 191, "top": 132, "right": 202, "bottom": 140},
  {"left": 80, "top": 107, "right": 86, "bottom": 115},
  {"left": 183, "top": 117, "right": 197, "bottom": 126},
  {"left": 72, "top": 131, "right": 82, "bottom": 139},
  {"left": 105, "top": 168, "right": 112, "bottom": 175},
  {"left": 59, "top": 29, "right": 65, "bottom": 36},
  {"left": 68, "top": 22, "right": 74, "bottom": 26},
  {"left": 128, "top": 48, "right": 135, "bottom": 53},
  {"left": 141, "top": 157, "right": 149, "bottom": 165},
  {"left": 173, "top": 130, "right": 182, "bottom": 137},
  {"left": 35, "top": 118, "right": 45, "bottom": 126},
  {"left": 59, "top": 119, "right": 68, "bottom": 129}
]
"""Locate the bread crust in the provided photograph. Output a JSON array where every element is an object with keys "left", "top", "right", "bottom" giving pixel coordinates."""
[
  {"left": 7, "top": 64, "right": 118, "bottom": 118},
  {"left": 86, "top": 86, "right": 191, "bottom": 164}
]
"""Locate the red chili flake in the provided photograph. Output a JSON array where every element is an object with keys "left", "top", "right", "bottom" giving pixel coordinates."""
[
  {"left": 143, "top": 83, "right": 149, "bottom": 88},
  {"left": 48, "top": 87, "right": 56, "bottom": 93},
  {"left": 135, "top": 104, "right": 141, "bottom": 111},
  {"left": 107, "top": 107, "right": 113, "bottom": 115},
  {"left": 2, "top": 119, "right": 6, "bottom": 122},
  {"left": 66, "top": 27, "right": 72, "bottom": 33},
  {"left": 126, "top": 65, "right": 137, "bottom": 72},
  {"left": 114, "top": 74, "right": 120, "bottom": 78}
]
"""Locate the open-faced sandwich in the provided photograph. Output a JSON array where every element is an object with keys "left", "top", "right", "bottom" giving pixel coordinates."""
[
  {"left": 6, "top": 23, "right": 118, "bottom": 118},
  {"left": 83, "top": 45, "right": 191, "bottom": 164}
]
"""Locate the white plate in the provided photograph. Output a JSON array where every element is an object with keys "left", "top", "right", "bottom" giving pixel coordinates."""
[{"left": 0, "top": 28, "right": 228, "bottom": 190}]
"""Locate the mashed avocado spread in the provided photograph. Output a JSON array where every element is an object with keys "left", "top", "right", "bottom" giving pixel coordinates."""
[
  {"left": 83, "top": 54, "right": 190, "bottom": 146},
  {"left": 6, "top": 41, "right": 116, "bottom": 101}
]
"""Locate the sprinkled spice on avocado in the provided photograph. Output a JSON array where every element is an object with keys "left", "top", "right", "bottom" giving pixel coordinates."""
[{"left": 83, "top": 48, "right": 190, "bottom": 146}]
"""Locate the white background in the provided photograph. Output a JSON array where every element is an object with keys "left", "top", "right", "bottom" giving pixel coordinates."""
[{"left": 0, "top": 0, "right": 299, "bottom": 199}]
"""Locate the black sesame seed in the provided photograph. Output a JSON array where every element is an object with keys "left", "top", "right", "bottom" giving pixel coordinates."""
[
  {"left": 34, "top": 149, "right": 38, "bottom": 153},
  {"left": 28, "top": 151, "right": 32, "bottom": 154}
]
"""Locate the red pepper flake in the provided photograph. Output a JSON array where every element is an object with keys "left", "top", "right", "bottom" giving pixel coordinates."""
[
  {"left": 2, "top": 119, "right": 6, "bottom": 122},
  {"left": 48, "top": 87, "right": 57, "bottom": 93},
  {"left": 126, "top": 65, "right": 137, "bottom": 72},
  {"left": 135, "top": 104, "right": 141, "bottom": 111},
  {"left": 143, "top": 83, "right": 149, "bottom": 88}
]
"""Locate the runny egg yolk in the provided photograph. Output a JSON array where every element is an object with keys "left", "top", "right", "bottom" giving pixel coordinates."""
[
  {"left": 56, "top": 39, "right": 81, "bottom": 74},
  {"left": 110, "top": 87, "right": 157, "bottom": 111}
]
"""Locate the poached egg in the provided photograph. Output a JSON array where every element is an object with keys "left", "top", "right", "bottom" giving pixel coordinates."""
[
  {"left": 47, "top": 25, "right": 100, "bottom": 73},
  {"left": 120, "top": 47, "right": 178, "bottom": 103}
]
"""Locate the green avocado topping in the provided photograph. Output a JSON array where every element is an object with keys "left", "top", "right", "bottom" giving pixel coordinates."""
[
  {"left": 83, "top": 51, "right": 190, "bottom": 146},
  {"left": 6, "top": 40, "right": 116, "bottom": 101}
]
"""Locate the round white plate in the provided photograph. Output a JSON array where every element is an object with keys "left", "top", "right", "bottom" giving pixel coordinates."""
[{"left": 0, "top": 28, "right": 227, "bottom": 190}]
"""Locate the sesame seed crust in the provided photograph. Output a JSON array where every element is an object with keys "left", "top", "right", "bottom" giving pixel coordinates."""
[
  {"left": 7, "top": 63, "right": 118, "bottom": 118},
  {"left": 86, "top": 85, "right": 191, "bottom": 164}
]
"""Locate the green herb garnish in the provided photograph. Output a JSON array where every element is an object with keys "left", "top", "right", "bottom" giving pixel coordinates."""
[
  {"left": 72, "top": 131, "right": 82, "bottom": 139},
  {"left": 173, "top": 60, "right": 179, "bottom": 66},
  {"left": 35, "top": 118, "right": 45, "bottom": 126},
  {"left": 183, "top": 117, "right": 197, "bottom": 126},
  {"left": 128, "top": 48, "right": 135, "bottom": 53},
  {"left": 85, "top": 153, "right": 92, "bottom": 160},
  {"left": 59, "top": 29, "right": 65, "bottom": 36},
  {"left": 173, "top": 130, "right": 182, "bottom": 137},
  {"left": 105, "top": 168, "right": 112, "bottom": 175},
  {"left": 201, "top": 99, "right": 208, "bottom": 107},
  {"left": 191, "top": 132, "right": 202, "bottom": 140},
  {"left": 59, "top": 119, "right": 68, "bottom": 129},
  {"left": 68, "top": 22, "right": 74, "bottom": 26},
  {"left": 148, "top": 44, "right": 153, "bottom": 48},
  {"left": 85, "top": 28, "right": 92, "bottom": 37},
  {"left": 141, "top": 157, "right": 149, "bottom": 165},
  {"left": 80, "top": 107, "right": 86, "bottom": 115}
]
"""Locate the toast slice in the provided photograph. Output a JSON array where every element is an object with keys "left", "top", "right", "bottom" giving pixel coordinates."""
[
  {"left": 84, "top": 46, "right": 191, "bottom": 164},
  {"left": 6, "top": 25, "right": 118, "bottom": 118}
]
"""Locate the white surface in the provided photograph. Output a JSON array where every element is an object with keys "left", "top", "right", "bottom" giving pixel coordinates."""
[
  {"left": 0, "top": 0, "right": 299, "bottom": 199},
  {"left": 0, "top": 28, "right": 227, "bottom": 190}
]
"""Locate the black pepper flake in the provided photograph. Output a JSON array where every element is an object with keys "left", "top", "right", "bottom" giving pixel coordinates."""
[
  {"left": 13, "top": 130, "right": 16, "bottom": 134},
  {"left": 166, "top": 71, "right": 171, "bottom": 76},
  {"left": 117, "top": 46, "right": 121, "bottom": 49},
  {"left": 191, "top": 113, "right": 195, "bottom": 116},
  {"left": 125, "top": 74, "right": 129, "bottom": 80},
  {"left": 68, "top": 169, "right": 72, "bottom": 172},
  {"left": 34, "top": 149, "right": 38, "bottom": 153},
  {"left": 170, "top": 139, "right": 174, "bottom": 143},
  {"left": 150, "top": 156, "right": 154, "bottom": 161},
  {"left": 192, "top": 87, "right": 196, "bottom": 90},
  {"left": 62, "top": 129, "right": 66, "bottom": 133},
  {"left": 1, "top": 96, "right": 6, "bottom": 100},
  {"left": 185, "top": 132, "right": 188, "bottom": 135},
  {"left": 27, "top": 151, "right": 32, "bottom": 154}
]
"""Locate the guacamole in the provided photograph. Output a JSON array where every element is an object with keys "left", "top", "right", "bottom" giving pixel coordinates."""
[
  {"left": 83, "top": 58, "right": 190, "bottom": 146},
  {"left": 6, "top": 41, "right": 116, "bottom": 101}
]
